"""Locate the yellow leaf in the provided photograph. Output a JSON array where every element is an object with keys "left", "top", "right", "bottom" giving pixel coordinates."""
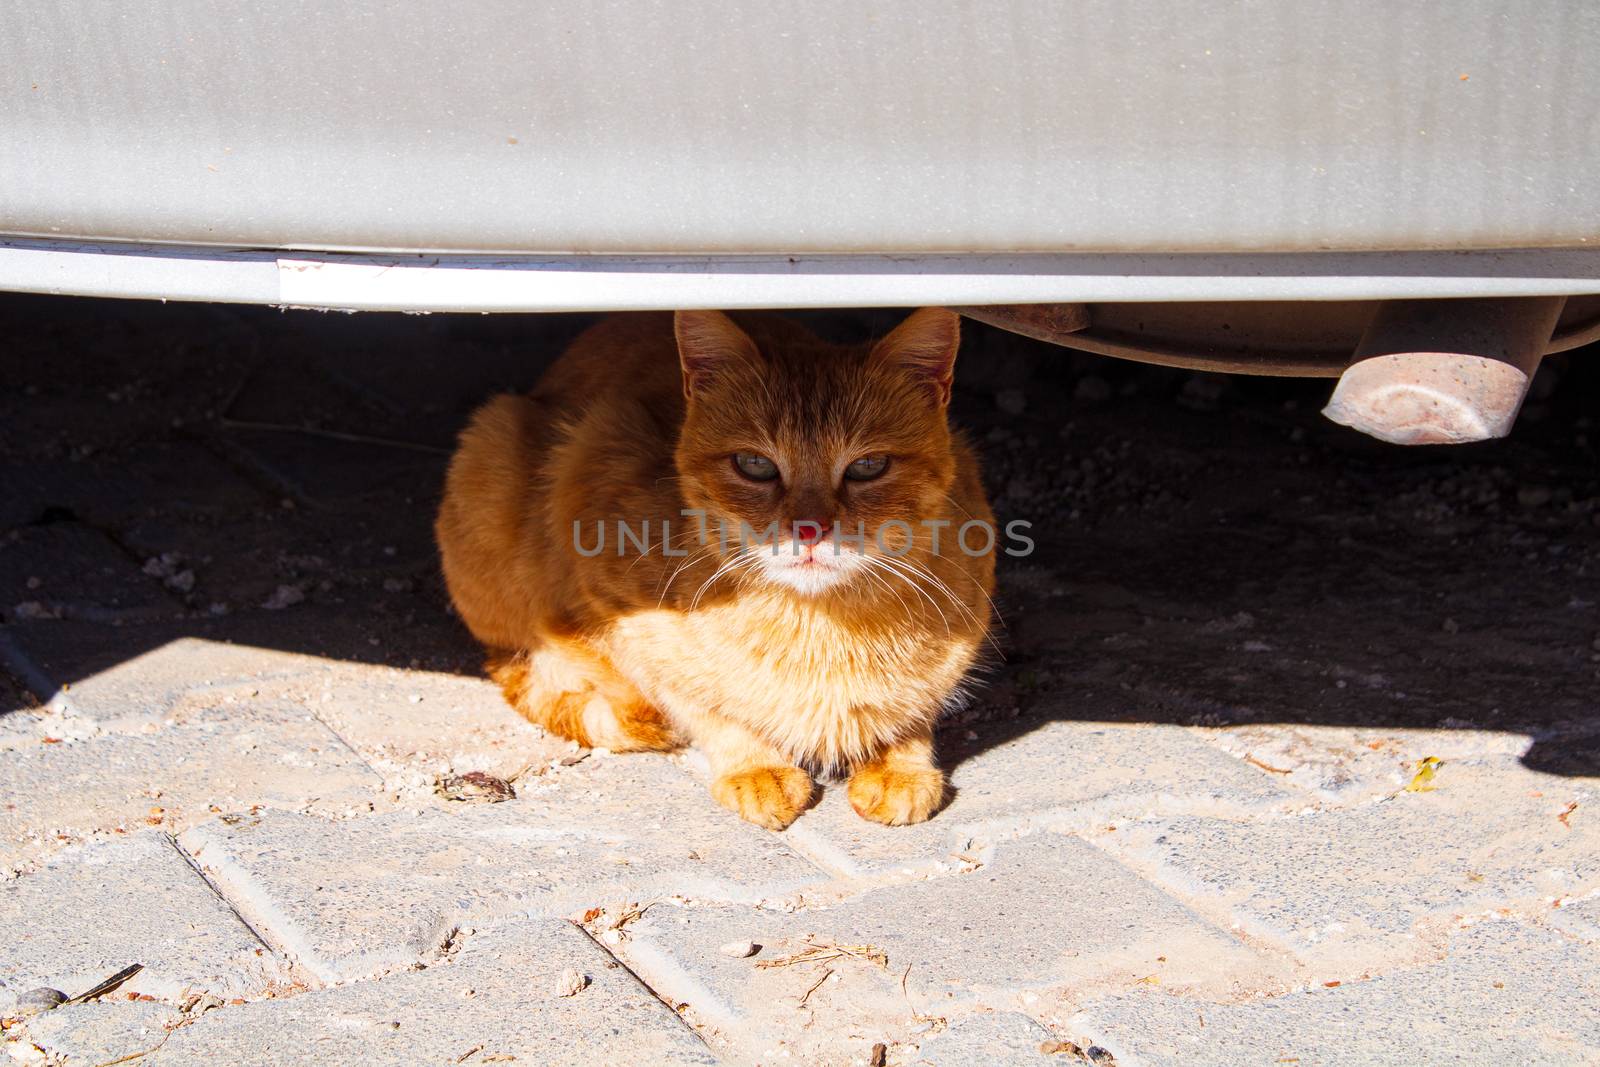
[{"left": 1405, "top": 757, "right": 1442, "bottom": 793}]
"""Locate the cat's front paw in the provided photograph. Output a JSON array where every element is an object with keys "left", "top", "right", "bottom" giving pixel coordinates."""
[
  {"left": 848, "top": 764, "right": 946, "bottom": 826},
  {"left": 710, "top": 766, "right": 814, "bottom": 830}
]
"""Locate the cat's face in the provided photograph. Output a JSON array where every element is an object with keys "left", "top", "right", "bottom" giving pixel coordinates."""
[{"left": 673, "top": 309, "right": 961, "bottom": 596}]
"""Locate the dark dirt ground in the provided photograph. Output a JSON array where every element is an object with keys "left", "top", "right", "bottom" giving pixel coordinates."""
[{"left": 2, "top": 294, "right": 1596, "bottom": 777}]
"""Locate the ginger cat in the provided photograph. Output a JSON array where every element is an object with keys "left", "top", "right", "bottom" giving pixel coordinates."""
[{"left": 435, "top": 309, "right": 996, "bottom": 829}]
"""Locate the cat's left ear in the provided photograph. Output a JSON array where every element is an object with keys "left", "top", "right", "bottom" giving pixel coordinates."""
[
  {"left": 870, "top": 308, "right": 961, "bottom": 407},
  {"left": 675, "top": 310, "right": 761, "bottom": 401}
]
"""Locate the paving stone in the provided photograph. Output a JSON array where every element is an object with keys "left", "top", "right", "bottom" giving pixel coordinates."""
[
  {"left": 0, "top": 832, "right": 288, "bottom": 1004},
  {"left": 215, "top": 602, "right": 481, "bottom": 678},
  {"left": 1208, "top": 722, "right": 1538, "bottom": 804},
  {"left": 1095, "top": 760, "right": 1600, "bottom": 972},
  {"left": 112, "top": 503, "right": 447, "bottom": 620},
  {"left": 1550, "top": 894, "right": 1600, "bottom": 941},
  {"left": 0, "top": 629, "right": 337, "bottom": 731},
  {"left": 1, "top": 524, "right": 175, "bottom": 624},
  {"left": 783, "top": 720, "right": 1296, "bottom": 878},
  {"left": 0, "top": 667, "right": 38, "bottom": 714},
  {"left": 1072, "top": 921, "right": 1600, "bottom": 1067},
  {"left": 0, "top": 705, "right": 50, "bottom": 752},
  {"left": 9, "top": 1000, "right": 181, "bottom": 1065},
  {"left": 290, "top": 665, "right": 575, "bottom": 790},
  {"left": 0, "top": 707, "right": 82, "bottom": 757},
  {"left": 616, "top": 834, "right": 1279, "bottom": 1064},
  {"left": 10, "top": 918, "right": 713, "bottom": 1067},
  {"left": 0, "top": 668, "right": 48, "bottom": 750},
  {"left": 156, "top": 918, "right": 713, "bottom": 1066},
  {"left": 218, "top": 428, "right": 446, "bottom": 510},
  {"left": 912, "top": 1011, "right": 1064, "bottom": 1066},
  {"left": 180, "top": 753, "right": 824, "bottom": 983},
  {"left": 116, "top": 515, "right": 303, "bottom": 616},
  {"left": 0, "top": 442, "right": 268, "bottom": 530},
  {"left": 0, "top": 699, "right": 379, "bottom": 872}
]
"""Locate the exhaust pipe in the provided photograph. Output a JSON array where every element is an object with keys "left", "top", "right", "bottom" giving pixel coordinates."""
[{"left": 1322, "top": 297, "right": 1565, "bottom": 445}]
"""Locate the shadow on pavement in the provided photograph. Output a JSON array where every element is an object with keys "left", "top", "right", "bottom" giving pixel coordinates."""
[{"left": 2, "top": 293, "right": 1596, "bottom": 777}]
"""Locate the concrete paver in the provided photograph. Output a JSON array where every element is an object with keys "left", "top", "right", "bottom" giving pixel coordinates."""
[
  {"left": 13, "top": 918, "right": 716, "bottom": 1067},
  {"left": 1073, "top": 920, "right": 1600, "bottom": 1066},
  {"left": 0, "top": 668, "right": 44, "bottom": 749},
  {"left": 2, "top": 524, "right": 174, "bottom": 625},
  {"left": 291, "top": 665, "right": 575, "bottom": 789},
  {"left": 1208, "top": 722, "right": 1538, "bottom": 804},
  {"left": 1550, "top": 893, "right": 1600, "bottom": 941},
  {"left": 912, "top": 1011, "right": 1067, "bottom": 1067},
  {"left": 179, "top": 753, "right": 825, "bottom": 983},
  {"left": 783, "top": 720, "right": 1297, "bottom": 878},
  {"left": 1, "top": 698, "right": 379, "bottom": 873},
  {"left": 1094, "top": 760, "right": 1599, "bottom": 972},
  {"left": 0, "top": 441, "right": 268, "bottom": 531},
  {"left": 1, "top": 831, "right": 287, "bottom": 1006},
  {"left": 615, "top": 833, "right": 1281, "bottom": 1063},
  {"left": 1, "top": 630, "right": 336, "bottom": 731},
  {"left": 12, "top": 1001, "right": 181, "bottom": 1066}
]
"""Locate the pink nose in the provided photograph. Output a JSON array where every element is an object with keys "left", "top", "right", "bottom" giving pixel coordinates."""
[{"left": 793, "top": 518, "right": 831, "bottom": 545}]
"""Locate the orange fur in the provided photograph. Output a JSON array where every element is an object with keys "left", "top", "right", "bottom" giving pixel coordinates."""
[{"left": 436, "top": 310, "right": 995, "bottom": 828}]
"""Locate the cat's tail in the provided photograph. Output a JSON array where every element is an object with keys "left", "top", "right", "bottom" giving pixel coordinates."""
[{"left": 486, "top": 640, "right": 679, "bottom": 752}]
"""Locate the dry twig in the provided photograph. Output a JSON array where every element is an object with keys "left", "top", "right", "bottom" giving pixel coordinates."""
[
  {"left": 755, "top": 937, "right": 887, "bottom": 971},
  {"left": 1243, "top": 754, "right": 1293, "bottom": 775},
  {"left": 68, "top": 964, "right": 144, "bottom": 1006},
  {"left": 796, "top": 967, "right": 834, "bottom": 1007}
]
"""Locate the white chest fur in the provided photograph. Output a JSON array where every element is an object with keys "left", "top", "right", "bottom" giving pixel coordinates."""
[{"left": 602, "top": 595, "right": 977, "bottom": 768}]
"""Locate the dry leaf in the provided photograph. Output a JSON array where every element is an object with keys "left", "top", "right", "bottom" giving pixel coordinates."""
[
  {"left": 1040, "top": 1040, "right": 1084, "bottom": 1056},
  {"left": 1404, "top": 757, "right": 1442, "bottom": 793}
]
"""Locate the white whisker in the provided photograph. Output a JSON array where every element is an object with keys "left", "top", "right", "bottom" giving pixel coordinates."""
[{"left": 863, "top": 554, "right": 951, "bottom": 635}]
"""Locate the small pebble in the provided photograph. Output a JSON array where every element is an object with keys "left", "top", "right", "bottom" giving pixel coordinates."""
[
  {"left": 15, "top": 987, "right": 68, "bottom": 1015},
  {"left": 719, "top": 940, "right": 759, "bottom": 958},
  {"left": 551, "top": 967, "right": 589, "bottom": 997}
]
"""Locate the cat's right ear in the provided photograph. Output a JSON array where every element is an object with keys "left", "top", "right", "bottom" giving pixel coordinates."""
[{"left": 675, "top": 310, "right": 760, "bottom": 401}]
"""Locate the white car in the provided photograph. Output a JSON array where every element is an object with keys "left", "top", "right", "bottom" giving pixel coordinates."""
[{"left": 4, "top": 0, "right": 1597, "bottom": 443}]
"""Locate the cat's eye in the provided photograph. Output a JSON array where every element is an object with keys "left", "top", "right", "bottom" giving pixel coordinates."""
[
  {"left": 733, "top": 452, "right": 780, "bottom": 482},
  {"left": 844, "top": 454, "right": 890, "bottom": 481}
]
